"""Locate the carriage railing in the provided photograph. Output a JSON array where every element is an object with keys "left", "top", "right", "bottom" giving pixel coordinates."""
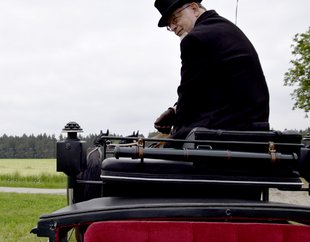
[{"left": 56, "top": 122, "right": 310, "bottom": 205}]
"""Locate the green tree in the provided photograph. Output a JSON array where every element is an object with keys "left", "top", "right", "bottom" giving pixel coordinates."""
[{"left": 284, "top": 26, "right": 310, "bottom": 116}]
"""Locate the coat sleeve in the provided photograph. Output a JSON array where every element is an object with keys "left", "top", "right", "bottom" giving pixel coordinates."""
[{"left": 175, "top": 34, "right": 214, "bottom": 128}]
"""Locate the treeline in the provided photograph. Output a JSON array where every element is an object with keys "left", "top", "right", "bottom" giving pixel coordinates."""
[
  {"left": 0, "top": 132, "right": 139, "bottom": 159},
  {"left": 0, "top": 134, "right": 57, "bottom": 158},
  {"left": 0, "top": 133, "right": 99, "bottom": 159}
]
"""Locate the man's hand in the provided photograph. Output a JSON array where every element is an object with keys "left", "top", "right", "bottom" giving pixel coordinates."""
[{"left": 154, "top": 107, "right": 176, "bottom": 134}]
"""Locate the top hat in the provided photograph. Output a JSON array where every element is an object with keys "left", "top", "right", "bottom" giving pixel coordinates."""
[{"left": 154, "top": 0, "right": 202, "bottom": 27}]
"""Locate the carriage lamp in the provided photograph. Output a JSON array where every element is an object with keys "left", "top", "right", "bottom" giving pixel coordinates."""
[{"left": 56, "top": 121, "right": 87, "bottom": 176}]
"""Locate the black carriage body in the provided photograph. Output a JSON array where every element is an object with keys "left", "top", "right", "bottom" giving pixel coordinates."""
[
  {"left": 34, "top": 197, "right": 310, "bottom": 241},
  {"left": 32, "top": 126, "right": 310, "bottom": 242}
]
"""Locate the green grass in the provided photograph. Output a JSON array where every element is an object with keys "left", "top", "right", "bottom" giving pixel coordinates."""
[
  {"left": 0, "top": 159, "right": 66, "bottom": 188},
  {"left": 0, "top": 172, "right": 66, "bottom": 188},
  {"left": 0, "top": 192, "right": 67, "bottom": 242},
  {"left": 0, "top": 159, "right": 77, "bottom": 241},
  {"left": 0, "top": 159, "right": 76, "bottom": 241},
  {"left": 0, "top": 159, "right": 56, "bottom": 176}
]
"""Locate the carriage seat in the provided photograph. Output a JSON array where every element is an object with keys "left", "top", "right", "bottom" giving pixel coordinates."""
[
  {"left": 183, "top": 127, "right": 303, "bottom": 153},
  {"left": 84, "top": 221, "right": 310, "bottom": 242}
]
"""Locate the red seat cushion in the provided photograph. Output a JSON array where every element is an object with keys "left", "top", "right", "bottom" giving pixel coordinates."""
[{"left": 84, "top": 221, "right": 310, "bottom": 242}]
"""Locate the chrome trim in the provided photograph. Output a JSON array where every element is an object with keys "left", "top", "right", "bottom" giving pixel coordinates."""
[{"left": 100, "top": 175, "right": 303, "bottom": 188}]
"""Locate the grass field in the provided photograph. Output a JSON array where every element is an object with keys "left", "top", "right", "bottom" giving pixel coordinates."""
[
  {"left": 0, "top": 159, "right": 56, "bottom": 176},
  {"left": 0, "top": 159, "right": 66, "bottom": 188},
  {"left": 0, "top": 159, "right": 70, "bottom": 241},
  {"left": 0, "top": 193, "right": 67, "bottom": 242}
]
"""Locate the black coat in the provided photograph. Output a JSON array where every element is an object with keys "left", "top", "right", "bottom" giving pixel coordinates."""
[{"left": 172, "top": 10, "right": 270, "bottom": 139}]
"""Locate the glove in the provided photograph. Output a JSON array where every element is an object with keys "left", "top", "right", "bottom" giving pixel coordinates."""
[{"left": 154, "top": 107, "right": 176, "bottom": 134}]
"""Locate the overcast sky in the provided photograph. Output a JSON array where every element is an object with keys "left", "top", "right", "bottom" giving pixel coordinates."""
[{"left": 1, "top": 0, "right": 309, "bottom": 137}]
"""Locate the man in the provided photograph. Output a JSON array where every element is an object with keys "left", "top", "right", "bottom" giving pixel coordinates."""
[{"left": 154, "top": 0, "right": 270, "bottom": 141}]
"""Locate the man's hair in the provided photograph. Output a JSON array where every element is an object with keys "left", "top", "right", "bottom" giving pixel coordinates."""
[{"left": 196, "top": 2, "right": 206, "bottom": 11}]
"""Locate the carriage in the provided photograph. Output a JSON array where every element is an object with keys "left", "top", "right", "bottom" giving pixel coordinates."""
[{"left": 32, "top": 121, "right": 310, "bottom": 242}]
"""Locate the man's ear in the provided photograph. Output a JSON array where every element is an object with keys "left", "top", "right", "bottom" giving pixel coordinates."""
[{"left": 190, "top": 2, "right": 200, "bottom": 17}]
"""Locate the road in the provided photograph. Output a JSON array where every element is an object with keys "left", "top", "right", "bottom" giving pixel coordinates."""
[
  {"left": 269, "top": 188, "right": 310, "bottom": 206},
  {"left": 0, "top": 186, "right": 309, "bottom": 206},
  {"left": 0, "top": 186, "right": 66, "bottom": 195}
]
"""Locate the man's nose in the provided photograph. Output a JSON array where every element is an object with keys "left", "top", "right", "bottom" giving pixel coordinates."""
[{"left": 170, "top": 23, "right": 177, "bottom": 32}]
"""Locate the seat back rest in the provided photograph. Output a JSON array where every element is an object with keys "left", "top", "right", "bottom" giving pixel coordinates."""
[
  {"left": 84, "top": 221, "right": 310, "bottom": 242},
  {"left": 183, "top": 127, "right": 303, "bottom": 154}
]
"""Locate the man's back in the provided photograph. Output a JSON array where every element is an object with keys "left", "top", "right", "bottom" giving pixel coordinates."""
[{"left": 173, "top": 10, "right": 269, "bottom": 139}]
